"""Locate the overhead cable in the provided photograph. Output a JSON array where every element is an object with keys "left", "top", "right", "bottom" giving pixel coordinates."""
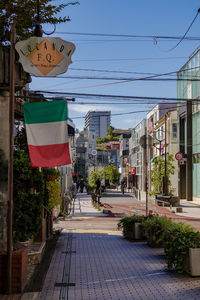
[{"left": 56, "top": 31, "right": 200, "bottom": 41}]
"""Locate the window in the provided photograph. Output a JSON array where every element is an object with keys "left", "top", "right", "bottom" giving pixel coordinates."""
[{"left": 172, "top": 123, "right": 177, "bottom": 139}]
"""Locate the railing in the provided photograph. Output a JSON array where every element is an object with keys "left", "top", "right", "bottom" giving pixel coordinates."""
[{"left": 91, "top": 187, "right": 102, "bottom": 210}]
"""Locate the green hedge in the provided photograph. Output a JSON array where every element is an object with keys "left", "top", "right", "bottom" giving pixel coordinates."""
[
  {"left": 162, "top": 222, "right": 200, "bottom": 273},
  {"left": 118, "top": 214, "right": 200, "bottom": 274},
  {"left": 118, "top": 215, "right": 146, "bottom": 241},
  {"left": 13, "top": 150, "right": 45, "bottom": 242}
]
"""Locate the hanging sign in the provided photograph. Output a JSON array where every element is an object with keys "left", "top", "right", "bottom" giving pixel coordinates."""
[
  {"left": 175, "top": 152, "right": 183, "bottom": 161},
  {"left": 15, "top": 37, "right": 75, "bottom": 77}
]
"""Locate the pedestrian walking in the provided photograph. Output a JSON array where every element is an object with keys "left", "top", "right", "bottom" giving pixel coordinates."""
[
  {"left": 96, "top": 178, "right": 101, "bottom": 195},
  {"left": 121, "top": 179, "right": 126, "bottom": 195},
  {"left": 79, "top": 178, "right": 84, "bottom": 193}
]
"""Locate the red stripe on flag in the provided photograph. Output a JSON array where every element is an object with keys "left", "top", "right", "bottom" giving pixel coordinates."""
[{"left": 28, "top": 143, "right": 71, "bottom": 167}]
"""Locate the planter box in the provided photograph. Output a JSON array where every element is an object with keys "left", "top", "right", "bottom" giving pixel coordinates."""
[
  {"left": 123, "top": 222, "right": 145, "bottom": 241},
  {"left": 0, "top": 244, "right": 28, "bottom": 293},
  {"left": 134, "top": 222, "right": 144, "bottom": 240},
  {"left": 186, "top": 248, "right": 200, "bottom": 276}
]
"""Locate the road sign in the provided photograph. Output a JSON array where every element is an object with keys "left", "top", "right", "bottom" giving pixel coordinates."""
[
  {"left": 15, "top": 37, "right": 75, "bottom": 77},
  {"left": 175, "top": 152, "right": 183, "bottom": 160},
  {"left": 91, "top": 150, "right": 97, "bottom": 156},
  {"left": 130, "top": 167, "right": 136, "bottom": 175}
]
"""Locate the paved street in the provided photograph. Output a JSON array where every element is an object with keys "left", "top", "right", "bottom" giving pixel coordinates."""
[{"left": 21, "top": 190, "right": 200, "bottom": 300}]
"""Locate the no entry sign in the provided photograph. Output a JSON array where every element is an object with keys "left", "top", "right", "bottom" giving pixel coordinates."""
[{"left": 175, "top": 152, "right": 183, "bottom": 160}]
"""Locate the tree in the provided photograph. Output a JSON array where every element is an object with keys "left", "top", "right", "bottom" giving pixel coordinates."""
[
  {"left": 107, "top": 126, "right": 114, "bottom": 138},
  {"left": 104, "top": 165, "right": 120, "bottom": 184},
  {"left": 88, "top": 168, "right": 104, "bottom": 188},
  {"left": 149, "top": 154, "right": 175, "bottom": 196},
  {"left": 0, "top": 0, "right": 79, "bottom": 45},
  {"left": 13, "top": 149, "right": 45, "bottom": 242},
  {"left": 14, "top": 128, "right": 45, "bottom": 242}
]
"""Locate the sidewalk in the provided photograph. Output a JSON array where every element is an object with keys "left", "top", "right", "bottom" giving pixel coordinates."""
[
  {"left": 101, "top": 190, "right": 200, "bottom": 231},
  {"left": 21, "top": 191, "right": 200, "bottom": 299}
]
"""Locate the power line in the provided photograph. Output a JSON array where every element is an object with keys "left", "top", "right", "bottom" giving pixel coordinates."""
[
  {"left": 45, "top": 75, "right": 200, "bottom": 81},
  {"left": 32, "top": 90, "right": 199, "bottom": 103},
  {"left": 56, "top": 31, "right": 200, "bottom": 41},
  {"left": 43, "top": 66, "right": 200, "bottom": 91},
  {"left": 71, "top": 105, "right": 181, "bottom": 119},
  {"left": 162, "top": 9, "right": 200, "bottom": 52},
  {"left": 74, "top": 56, "right": 187, "bottom": 62},
  {"left": 69, "top": 67, "right": 174, "bottom": 76}
]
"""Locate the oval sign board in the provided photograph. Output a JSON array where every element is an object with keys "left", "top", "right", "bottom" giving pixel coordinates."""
[
  {"left": 91, "top": 150, "right": 97, "bottom": 156},
  {"left": 16, "top": 37, "right": 75, "bottom": 77},
  {"left": 175, "top": 152, "right": 183, "bottom": 161}
]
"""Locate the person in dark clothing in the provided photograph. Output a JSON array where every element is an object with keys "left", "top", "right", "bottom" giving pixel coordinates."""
[
  {"left": 96, "top": 178, "right": 101, "bottom": 194},
  {"left": 76, "top": 179, "right": 80, "bottom": 192},
  {"left": 121, "top": 180, "right": 126, "bottom": 195},
  {"left": 79, "top": 178, "right": 84, "bottom": 193}
]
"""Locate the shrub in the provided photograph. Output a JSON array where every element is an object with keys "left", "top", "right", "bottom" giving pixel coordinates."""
[
  {"left": 142, "top": 216, "right": 173, "bottom": 247},
  {"left": 162, "top": 222, "right": 200, "bottom": 273},
  {"left": 118, "top": 215, "right": 146, "bottom": 241},
  {"left": 46, "top": 181, "right": 61, "bottom": 211},
  {"left": 13, "top": 150, "right": 45, "bottom": 242}
]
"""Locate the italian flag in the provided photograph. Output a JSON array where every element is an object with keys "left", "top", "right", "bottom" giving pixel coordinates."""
[{"left": 23, "top": 100, "right": 71, "bottom": 167}]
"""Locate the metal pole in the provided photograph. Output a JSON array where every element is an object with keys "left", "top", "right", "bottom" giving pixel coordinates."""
[
  {"left": 7, "top": 22, "right": 16, "bottom": 294},
  {"left": 164, "top": 114, "right": 168, "bottom": 195},
  {"left": 187, "top": 99, "right": 193, "bottom": 201},
  {"left": 159, "top": 140, "right": 161, "bottom": 194},
  {"left": 145, "top": 131, "right": 148, "bottom": 217}
]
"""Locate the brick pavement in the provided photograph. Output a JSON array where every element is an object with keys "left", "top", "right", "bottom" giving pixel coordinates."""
[
  {"left": 101, "top": 190, "right": 200, "bottom": 232},
  {"left": 20, "top": 192, "right": 200, "bottom": 299}
]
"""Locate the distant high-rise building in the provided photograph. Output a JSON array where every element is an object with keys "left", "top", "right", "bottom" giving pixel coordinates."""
[{"left": 85, "top": 111, "right": 111, "bottom": 137}]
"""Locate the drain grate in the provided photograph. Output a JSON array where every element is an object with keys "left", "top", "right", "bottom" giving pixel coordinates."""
[{"left": 55, "top": 232, "right": 76, "bottom": 300}]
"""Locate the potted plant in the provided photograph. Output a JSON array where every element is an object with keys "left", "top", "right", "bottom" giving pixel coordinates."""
[
  {"left": 162, "top": 221, "right": 200, "bottom": 275},
  {"left": 118, "top": 215, "right": 146, "bottom": 241},
  {"left": 142, "top": 216, "right": 172, "bottom": 248}
]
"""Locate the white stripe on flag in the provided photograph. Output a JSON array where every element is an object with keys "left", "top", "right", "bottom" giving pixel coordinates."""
[{"left": 25, "top": 121, "right": 68, "bottom": 146}]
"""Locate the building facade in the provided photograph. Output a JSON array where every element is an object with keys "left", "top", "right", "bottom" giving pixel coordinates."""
[
  {"left": 85, "top": 111, "right": 111, "bottom": 138},
  {"left": 129, "top": 119, "right": 146, "bottom": 200},
  {"left": 153, "top": 110, "right": 179, "bottom": 196},
  {"left": 75, "top": 128, "right": 96, "bottom": 177},
  {"left": 177, "top": 47, "right": 200, "bottom": 202}
]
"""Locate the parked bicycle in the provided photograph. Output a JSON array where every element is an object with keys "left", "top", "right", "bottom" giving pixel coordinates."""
[{"left": 65, "top": 184, "right": 77, "bottom": 216}]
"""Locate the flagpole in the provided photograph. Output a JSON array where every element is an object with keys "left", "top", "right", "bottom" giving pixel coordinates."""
[{"left": 7, "top": 22, "right": 16, "bottom": 294}]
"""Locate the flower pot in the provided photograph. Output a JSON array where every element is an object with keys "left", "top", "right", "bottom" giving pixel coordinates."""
[
  {"left": 186, "top": 248, "right": 200, "bottom": 276},
  {"left": 123, "top": 222, "right": 144, "bottom": 241},
  {"left": 134, "top": 222, "right": 144, "bottom": 240},
  {"left": 0, "top": 243, "right": 28, "bottom": 293}
]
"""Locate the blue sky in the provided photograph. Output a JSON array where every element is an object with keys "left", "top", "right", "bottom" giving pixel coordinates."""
[{"left": 30, "top": 0, "right": 200, "bottom": 130}]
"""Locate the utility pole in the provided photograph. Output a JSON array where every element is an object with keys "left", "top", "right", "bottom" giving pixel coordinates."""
[
  {"left": 164, "top": 114, "right": 168, "bottom": 195},
  {"left": 187, "top": 100, "right": 193, "bottom": 201},
  {"left": 7, "top": 22, "right": 16, "bottom": 295},
  {"left": 144, "top": 130, "right": 148, "bottom": 216}
]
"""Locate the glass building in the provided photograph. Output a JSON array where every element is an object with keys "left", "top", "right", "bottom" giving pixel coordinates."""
[{"left": 177, "top": 48, "right": 200, "bottom": 201}]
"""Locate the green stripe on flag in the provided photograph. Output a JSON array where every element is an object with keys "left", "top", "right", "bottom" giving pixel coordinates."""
[{"left": 23, "top": 100, "right": 67, "bottom": 124}]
